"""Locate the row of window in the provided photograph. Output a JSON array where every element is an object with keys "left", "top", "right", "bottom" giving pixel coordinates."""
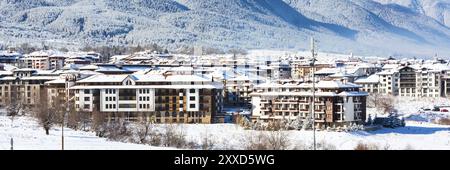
[
  {"left": 75, "top": 104, "right": 90, "bottom": 109},
  {"left": 139, "top": 96, "right": 151, "bottom": 101},
  {"left": 106, "top": 104, "right": 116, "bottom": 109},
  {"left": 139, "top": 89, "right": 151, "bottom": 94},
  {"left": 105, "top": 96, "right": 116, "bottom": 101},
  {"left": 105, "top": 89, "right": 116, "bottom": 94},
  {"left": 139, "top": 104, "right": 151, "bottom": 109}
]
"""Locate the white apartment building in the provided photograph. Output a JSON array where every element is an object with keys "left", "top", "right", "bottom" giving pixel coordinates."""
[
  {"left": 70, "top": 73, "right": 223, "bottom": 123},
  {"left": 251, "top": 80, "right": 368, "bottom": 127},
  {"left": 377, "top": 69, "right": 399, "bottom": 96}
]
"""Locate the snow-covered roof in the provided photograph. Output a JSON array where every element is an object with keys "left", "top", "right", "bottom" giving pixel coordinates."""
[
  {"left": 254, "top": 80, "right": 361, "bottom": 89},
  {"left": 315, "top": 68, "right": 340, "bottom": 75},
  {"left": 1, "top": 64, "right": 18, "bottom": 71},
  {"left": 27, "top": 50, "right": 63, "bottom": 57},
  {"left": 354, "top": 74, "right": 380, "bottom": 84},
  {"left": 20, "top": 76, "right": 59, "bottom": 80},
  {"left": 0, "top": 71, "right": 13, "bottom": 76},
  {"left": 382, "top": 64, "right": 400, "bottom": 70},
  {"left": 329, "top": 72, "right": 355, "bottom": 78},
  {"left": 316, "top": 81, "right": 361, "bottom": 89},
  {"left": 77, "top": 74, "right": 129, "bottom": 83},
  {"left": 79, "top": 65, "right": 99, "bottom": 70},
  {"left": 0, "top": 50, "right": 22, "bottom": 57},
  {"left": 110, "top": 55, "right": 130, "bottom": 62},
  {"left": 377, "top": 69, "right": 398, "bottom": 75},
  {"left": 14, "top": 68, "right": 37, "bottom": 72},
  {"left": 338, "top": 91, "right": 368, "bottom": 97},
  {"left": 77, "top": 74, "right": 214, "bottom": 83},
  {"left": 45, "top": 78, "right": 66, "bottom": 84}
]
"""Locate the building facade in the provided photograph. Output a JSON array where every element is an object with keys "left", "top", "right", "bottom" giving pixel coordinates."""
[
  {"left": 0, "top": 69, "right": 59, "bottom": 107},
  {"left": 251, "top": 81, "right": 368, "bottom": 127},
  {"left": 70, "top": 74, "right": 223, "bottom": 124}
]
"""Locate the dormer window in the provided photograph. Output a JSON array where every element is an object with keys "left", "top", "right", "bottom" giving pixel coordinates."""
[{"left": 125, "top": 80, "right": 132, "bottom": 85}]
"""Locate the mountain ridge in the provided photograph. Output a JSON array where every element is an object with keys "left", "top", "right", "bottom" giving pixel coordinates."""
[{"left": 1, "top": 0, "right": 450, "bottom": 57}]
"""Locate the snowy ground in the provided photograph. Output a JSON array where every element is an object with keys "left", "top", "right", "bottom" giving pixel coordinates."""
[
  {"left": 1, "top": 97, "right": 449, "bottom": 150},
  {"left": 171, "top": 121, "right": 450, "bottom": 150},
  {"left": 0, "top": 115, "right": 171, "bottom": 150}
]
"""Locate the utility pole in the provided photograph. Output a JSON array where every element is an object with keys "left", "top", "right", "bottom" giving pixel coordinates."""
[
  {"left": 310, "top": 37, "right": 317, "bottom": 150},
  {"left": 62, "top": 78, "right": 67, "bottom": 150}
]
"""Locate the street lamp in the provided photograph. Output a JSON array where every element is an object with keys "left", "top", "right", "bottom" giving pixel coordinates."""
[
  {"left": 310, "top": 37, "right": 317, "bottom": 150},
  {"left": 62, "top": 75, "right": 74, "bottom": 150}
]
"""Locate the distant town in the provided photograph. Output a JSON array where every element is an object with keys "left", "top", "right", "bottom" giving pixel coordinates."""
[{"left": 1, "top": 45, "right": 449, "bottom": 130}]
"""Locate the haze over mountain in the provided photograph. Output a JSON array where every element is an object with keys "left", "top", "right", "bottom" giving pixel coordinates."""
[{"left": 1, "top": 0, "right": 450, "bottom": 57}]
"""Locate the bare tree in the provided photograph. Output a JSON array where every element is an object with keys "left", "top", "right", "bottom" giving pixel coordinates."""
[
  {"left": 367, "top": 93, "right": 380, "bottom": 108},
  {"left": 378, "top": 95, "right": 395, "bottom": 115},
  {"left": 92, "top": 110, "right": 107, "bottom": 137},
  {"left": 33, "top": 100, "right": 58, "bottom": 135},
  {"left": 67, "top": 108, "right": 81, "bottom": 130},
  {"left": 354, "top": 142, "right": 380, "bottom": 150},
  {"left": 201, "top": 129, "right": 216, "bottom": 150},
  {"left": 79, "top": 111, "right": 91, "bottom": 131},
  {"left": 245, "top": 132, "right": 270, "bottom": 150},
  {"left": 136, "top": 114, "right": 153, "bottom": 144},
  {"left": 244, "top": 130, "right": 291, "bottom": 150},
  {"left": 266, "top": 130, "right": 290, "bottom": 150},
  {"left": 163, "top": 125, "right": 187, "bottom": 148},
  {"left": 7, "top": 100, "right": 23, "bottom": 125}
]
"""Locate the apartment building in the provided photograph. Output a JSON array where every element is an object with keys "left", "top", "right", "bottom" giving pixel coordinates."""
[
  {"left": 354, "top": 74, "right": 380, "bottom": 93},
  {"left": 292, "top": 63, "right": 333, "bottom": 80},
  {"left": 70, "top": 73, "right": 223, "bottom": 124},
  {"left": 398, "top": 66, "right": 417, "bottom": 97},
  {"left": 224, "top": 75, "right": 253, "bottom": 107},
  {"left": 377, "top": 69, "right": 399, "bottom": 95},
  {"left": 19, "top": 50, "right": 65, "bottom": 70},
  {"left": 0, "top": 50, "right": 22, "bottom": 66},
  {"left": 414, "top": 67, "right": 444, "bottom": 97},
  {"left": 0, "top": 69, "right": 59, "bottom": 107},
  {"left": 251, "top": 80, "right": 368, "bottom": 127}
]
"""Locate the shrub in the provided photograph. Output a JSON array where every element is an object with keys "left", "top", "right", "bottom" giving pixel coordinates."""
[
  {"left": 245, "top": 131, "right": 291, "bottom": 150},
  {"left": 162, "top": 125, "right": 187, "bottom": 148},
  {"left": 354, "top": 142, "right": 380, "bottom": 150},
  {"left": 436, "top": 118, "right": 450, "bottom": 125}
]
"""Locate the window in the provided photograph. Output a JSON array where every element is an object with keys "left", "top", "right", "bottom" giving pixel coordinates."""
[
  {"left": 147, "top": 96, "right": 150, "bottom": 101},
  {"left": 106, "top": 97, "right": 109, "bottom": 101},
  {"left": 190, "top": 89, "right": 195, "bottom": 93},
  {"left": 76, "top": 104, "right": 79, "bottom": 108},
  {"left": 139, "top": 97, "right": 142, "bottom": 101},
  {"left": 84, "top": 97, "right": 90, "bottom": 101},
  {"left": 190, "top": 96, "right": 195, "bottom": 101},
  {"left": 190, "top": 104, "right": 195, "bottom": 108},
  {"left": 113, "top": 97, "right": 116, "bottom": 101},
  {"left": 106, "top": 104, "right": 109, "bottom": 109},
  {"left": 119, "top": 104, "right": 136, "bottom": 109},
  {"left": 84, "top": 104, "right": 90, "bottom": 109},
  {"left": 84, "top": 90, "right": 90, "bottom": 94}
]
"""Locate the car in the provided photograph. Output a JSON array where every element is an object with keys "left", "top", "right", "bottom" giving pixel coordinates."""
[{"left": 441, "top": 109, "right": 449, "bottom": 112}]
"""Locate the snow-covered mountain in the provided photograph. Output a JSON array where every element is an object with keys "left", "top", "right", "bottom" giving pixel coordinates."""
[
  {"left": 1, "top": 0, "right": 450, "bottom": 57},
  {"left": 374, "top": 0, "right": 450, "bottom": 27}
]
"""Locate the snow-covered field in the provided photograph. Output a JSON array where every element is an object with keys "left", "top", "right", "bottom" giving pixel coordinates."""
[
  {"left": 174, "top": 121, "right": 450, "bottom": 150},
  {"left": 2, "top": 115, "right": 448, "bottom": 150},
  {"left": 1, "top": 97, "right": 449, "bottom": 150},
  {"left": 0, "top": 115, "right": 171, "bottom": 150}
]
